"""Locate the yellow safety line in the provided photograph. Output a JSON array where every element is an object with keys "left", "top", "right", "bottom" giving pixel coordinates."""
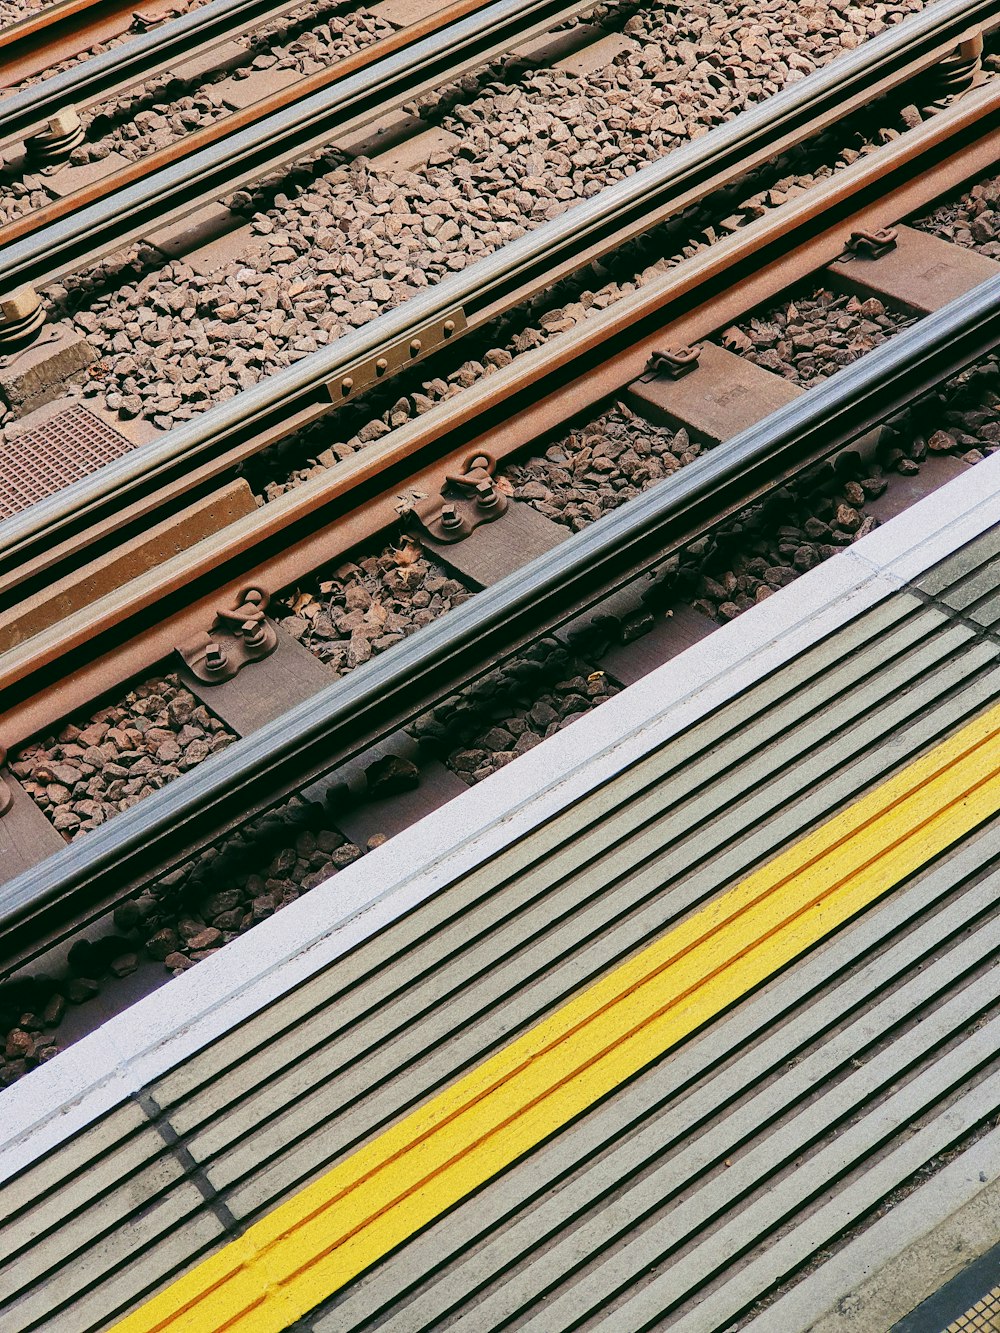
[{"left": 114, "top": 698, "right": 1000, "bottom": 1333}]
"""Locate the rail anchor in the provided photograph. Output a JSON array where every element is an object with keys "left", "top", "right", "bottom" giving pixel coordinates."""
[
  {"left": 411, "top": 452, "right": 508, "bottom": 544},
  {"left": 177, "top": 587, "right": 279, "bottom": 684},
  {"left": 645, "top": 345, "right": 702, "bottom": 380},
  {"left": 841, "top": 227, "right": 899, "bottom": 260}
]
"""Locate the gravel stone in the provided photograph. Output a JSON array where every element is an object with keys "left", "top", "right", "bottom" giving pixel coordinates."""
[
  {"left": 912, "top": 170, "right": 1000, "bottom": 260},
  {"left": 503, "top": 402, "right": 698, "bottom": 533},
  {"left": 1, "top": 0, "right": 932, "bottom": 443},
  {"left": 12, "top": 674, "right": 236, "bottom": 839},
  {"left": 410, "top": 638, "right": 619, "bottom": 784},
  {"left": 716, "top": 287, "right": 916, "bottom": 387},
  {"left": 277, "top": 538, "right": 473, "bottom": 675}
]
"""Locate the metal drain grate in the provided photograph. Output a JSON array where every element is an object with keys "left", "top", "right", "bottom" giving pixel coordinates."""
[{"left": 0, "top": 405, "right": 137, "bottom": 518}]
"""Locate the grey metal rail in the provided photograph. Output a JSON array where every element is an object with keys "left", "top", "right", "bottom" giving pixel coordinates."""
[
  {"left": 1, "top": 267, "right": 998, "bottom": 973},
  {"left": 0, "top": 0, "right": 992, "bottom": 571},
  {"left": 0, "top": 0, "right": 318, "bottom": 145},
  {"left": 0, "top": 0, "right": 594, "bottom": 292}
]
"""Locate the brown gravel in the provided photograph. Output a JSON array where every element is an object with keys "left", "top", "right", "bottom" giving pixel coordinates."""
[
  {"left": 0, "top": 4, "right": 395, "bottom": 228},
  {"left": 715, "top": 288, "right": 917, "bottom": 387},
  {"left": 409, "top": 639, "right": 619, "bottom": 784},
  {"left": 0, "top": 788, "right": 383, "bottom": 1086},
  {"left": 257, "top": 102, "right": 918, "bottom": 500},
  {"left": 68, "top": 9, "right": 395, "bottom": 166},
  {"left": 0, "top": 0, "right": 931, "bottom": 442},
  {"left": 911, "top": 170, "right": 1000, "bottom": 260},
  {"left": 11, "top": 673, "right": 237, "bottom": 839},
  {"left": 503, "top": 402, "right": 698, "bottom": 533},
  {"left": 276, "top": 537, "right": 474, "bottom": 673},
  {"left": 660, "top": 464, "right": 885, "bottom": 625},
  {"left": 654, "top": 351, "right": 1000, "bottom": 625}
]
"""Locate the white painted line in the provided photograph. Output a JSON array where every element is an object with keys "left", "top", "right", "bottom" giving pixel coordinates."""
[{"left": 1, "top": 455, "right": 998, "bottom": 1180}]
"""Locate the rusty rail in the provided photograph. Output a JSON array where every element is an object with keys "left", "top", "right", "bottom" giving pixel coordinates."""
[
  {"left": 0, "top": 0, "right": 180, "bottom": 87},
  {"left": 1, "top": 0, "right": 345, "bottom": 129},
  {"left": 1, "top": 265, "right": 999, "bottom": 973},
  {"left": 0, "top": 0, "right": 996, "bottom": 579},
  {"left": 0, "top": 83, "right": 996, "bottom": 742}
]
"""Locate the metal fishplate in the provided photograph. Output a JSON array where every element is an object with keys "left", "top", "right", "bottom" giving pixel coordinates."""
[
  {"left": 410, "top": 451, "right": 508, "bottom": 544},
  {"left": 644, "top": 344, "right": 702, "bottom": 380},
  {"left": 177, "top": 586, "right": 279, "bottom": 684},
  {"left": 325, "top": 307, "right": 467, "bottom": 405}
]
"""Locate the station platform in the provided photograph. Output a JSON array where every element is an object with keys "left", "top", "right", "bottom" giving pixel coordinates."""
[{"left": 1, "top": 455, "right": 999, "bottom": 1333}]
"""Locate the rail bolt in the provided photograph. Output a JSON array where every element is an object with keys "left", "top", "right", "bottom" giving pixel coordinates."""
[
  {"left": 0, "top": 286, "right": 45, "bottom": 352},
  {"left": 242, "top": 619, "right": 269, "bottom": 650},
  {"left": 204, "top": 641, "right": 229, "bottom": 674},
  {"left": 476, "top": 479, "right": 499, "bottom": 510},
  {"left": 440, "top": 503, "right": 463, "bottom": 531}
]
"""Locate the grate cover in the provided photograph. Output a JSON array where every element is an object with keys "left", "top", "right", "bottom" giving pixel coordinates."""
[{"left": 0, "top": 405, "right": 137, "bottom": 518}]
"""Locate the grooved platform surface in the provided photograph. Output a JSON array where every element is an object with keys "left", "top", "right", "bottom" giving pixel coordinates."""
[{"left": 1, "top": 503, "right": 998, "bottom": 1333}]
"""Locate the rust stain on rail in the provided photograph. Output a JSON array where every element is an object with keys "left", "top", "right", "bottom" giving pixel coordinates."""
[
  {"left": 0, "top": 0, "right": 485, "bottom": 234},
  {"left": 0, "top": 0, "right": 179, "bottom": 85},
  {"left": 0, "top": 91, "right": 997, "bottom": 743}
]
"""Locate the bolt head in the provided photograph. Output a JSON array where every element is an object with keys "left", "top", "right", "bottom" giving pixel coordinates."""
[{"left": 1, "top": 286, "right": 41, "bottom": 322}]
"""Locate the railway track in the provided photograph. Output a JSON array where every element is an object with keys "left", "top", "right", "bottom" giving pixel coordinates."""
[
  {"left": 2, "top": 1, "right": 1000, "bottom": 1327},
  {"left": 2, "top": 226, "right": 999, "bottom": 955},
  {"left": 1, "top": 449, "right": 999, "bottom": 1333},
  {"left": 0, "top": 0, "right": 186, "bottom": 90},
  {"left": 0, "top": 0, "right": 995, "bottom": 961}
]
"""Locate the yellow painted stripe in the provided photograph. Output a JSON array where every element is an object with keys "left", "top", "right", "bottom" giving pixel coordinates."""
[{"left": 115, "top": 698, "right": 1000, "bottom": 1333}]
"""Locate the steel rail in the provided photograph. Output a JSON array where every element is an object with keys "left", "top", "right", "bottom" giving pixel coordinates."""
[
  {"left": 0, "top": 0, "right": 598, "bottom": 273},
  {"left": 0, "top": 88, "right": 994, "bottom": 743},
  {"left": 0, "top": 0, "right": 104, "bottom": 50},
  {"left": 1, "top": 269, "right": 998, "bottom": 972},
  {"left": 0, "top": 0, "right": 993, "bottom": 573},
  {"left": 0, "top": 0, "right": 494, "bottom": 248},
  {"left": 0, "top": 0, "right": 342, "bottom": 142},
  {"left": 0, "top": 83, "right": 987, "bottom": 787}
]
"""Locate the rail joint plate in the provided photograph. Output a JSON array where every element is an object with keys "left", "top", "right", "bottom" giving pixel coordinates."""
[{"left": 326, "top": 307, "right": 467, "bottom": 405}]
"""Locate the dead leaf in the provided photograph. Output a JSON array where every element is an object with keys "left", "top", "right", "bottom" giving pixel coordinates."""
[
  {"left": 721, "top": 326, "right": 753, "bottom": 353},
  {"left": 394, "top": 539, "right": 422, "bottom": 566},
  {"left": 496, "top": 475, "right": 515, "bottom": 496}
]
